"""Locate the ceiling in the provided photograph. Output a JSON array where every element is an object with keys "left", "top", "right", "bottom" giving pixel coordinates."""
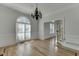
[{"left": 1, "top": 3, "right": 78, "bottom": 17}]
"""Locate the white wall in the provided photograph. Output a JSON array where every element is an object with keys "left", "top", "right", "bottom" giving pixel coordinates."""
[
  {"left": 44, "top": 22, "right": 50, "bottom": 39},
  {"left": 2, "top": 3, "right": 78, "bottom": 44},
  {"left": 0, "top": 4, "right": 40, "bottom": 47},
  {"left": 39, "top": 18, "right": 44, "bottom": 40},
  {"left": 26, "top": 15, "right": 39, "bottom": 39},
  {"left": 39, "top": 17, "right": 54, "bottom": 40},
  {"left": 0, "top": 5, "right": 25, "bottom": 47},
  {"left": 39, "top": 5, "right": 79, "bottom": 44},
  {"left": 41, "top": 5, "right": 79, "bottom": 44},
  {"left": 30, "top": 18, "right": 39, "bottom": 39}
]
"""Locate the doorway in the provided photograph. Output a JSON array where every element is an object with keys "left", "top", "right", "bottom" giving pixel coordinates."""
[
  {"left": 54, "top": 20, "right": 64, "bottom": 42},
  {"left": 44, "top": 22, "right": 55, "bottom": 39}
]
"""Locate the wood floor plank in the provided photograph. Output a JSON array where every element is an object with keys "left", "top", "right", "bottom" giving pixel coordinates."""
[{"left": 0, "top": 38, "right": 78, "bottom": 56}]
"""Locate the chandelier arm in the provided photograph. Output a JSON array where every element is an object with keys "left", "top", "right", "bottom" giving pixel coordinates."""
[{"left": 31, "top": 3, "right": 42, "bottom": 20}]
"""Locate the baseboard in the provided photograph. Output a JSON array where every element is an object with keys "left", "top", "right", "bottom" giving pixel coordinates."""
[
  {"left": 57, "top": 41, "right": 79, "bottom": 56},
  {"left": 44, "top": 36, "right": 56, "bottom": 40}
]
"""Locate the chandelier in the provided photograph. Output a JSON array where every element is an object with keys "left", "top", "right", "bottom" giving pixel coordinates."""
[{"left": 31, "top": 4, "right": 42, "bottom": 20}]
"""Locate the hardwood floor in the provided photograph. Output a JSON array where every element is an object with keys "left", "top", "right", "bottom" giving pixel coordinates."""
[{"left": 0, "top": 38, "right": 78, "bottom": 56}]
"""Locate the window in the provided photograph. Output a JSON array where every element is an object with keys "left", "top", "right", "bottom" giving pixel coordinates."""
[
  {"left": 16, "top": 16, "right": 31, "bottom": 41},
  {"left": 50, "top": 23, "right": 54, "bottom": 34}
]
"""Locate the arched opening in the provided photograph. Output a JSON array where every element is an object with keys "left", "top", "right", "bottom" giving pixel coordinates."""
[{"left": 16, "top": 16, "right": 31, "bottom": 41}]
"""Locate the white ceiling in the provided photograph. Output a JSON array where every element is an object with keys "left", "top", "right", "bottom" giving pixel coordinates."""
[{"left": 1, "top": 3, "right": 78, "bottom": 17}]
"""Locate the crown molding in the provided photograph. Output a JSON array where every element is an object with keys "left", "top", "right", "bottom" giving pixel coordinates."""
[
  {"left": 1, "top": 3, "right": 33, "bottom": 14},
  {"left": 1, "top": 3, "right": 79, "bottom": 19},
  {"left": 43, "top": 4, "right": 79, "bottom": 18}
]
